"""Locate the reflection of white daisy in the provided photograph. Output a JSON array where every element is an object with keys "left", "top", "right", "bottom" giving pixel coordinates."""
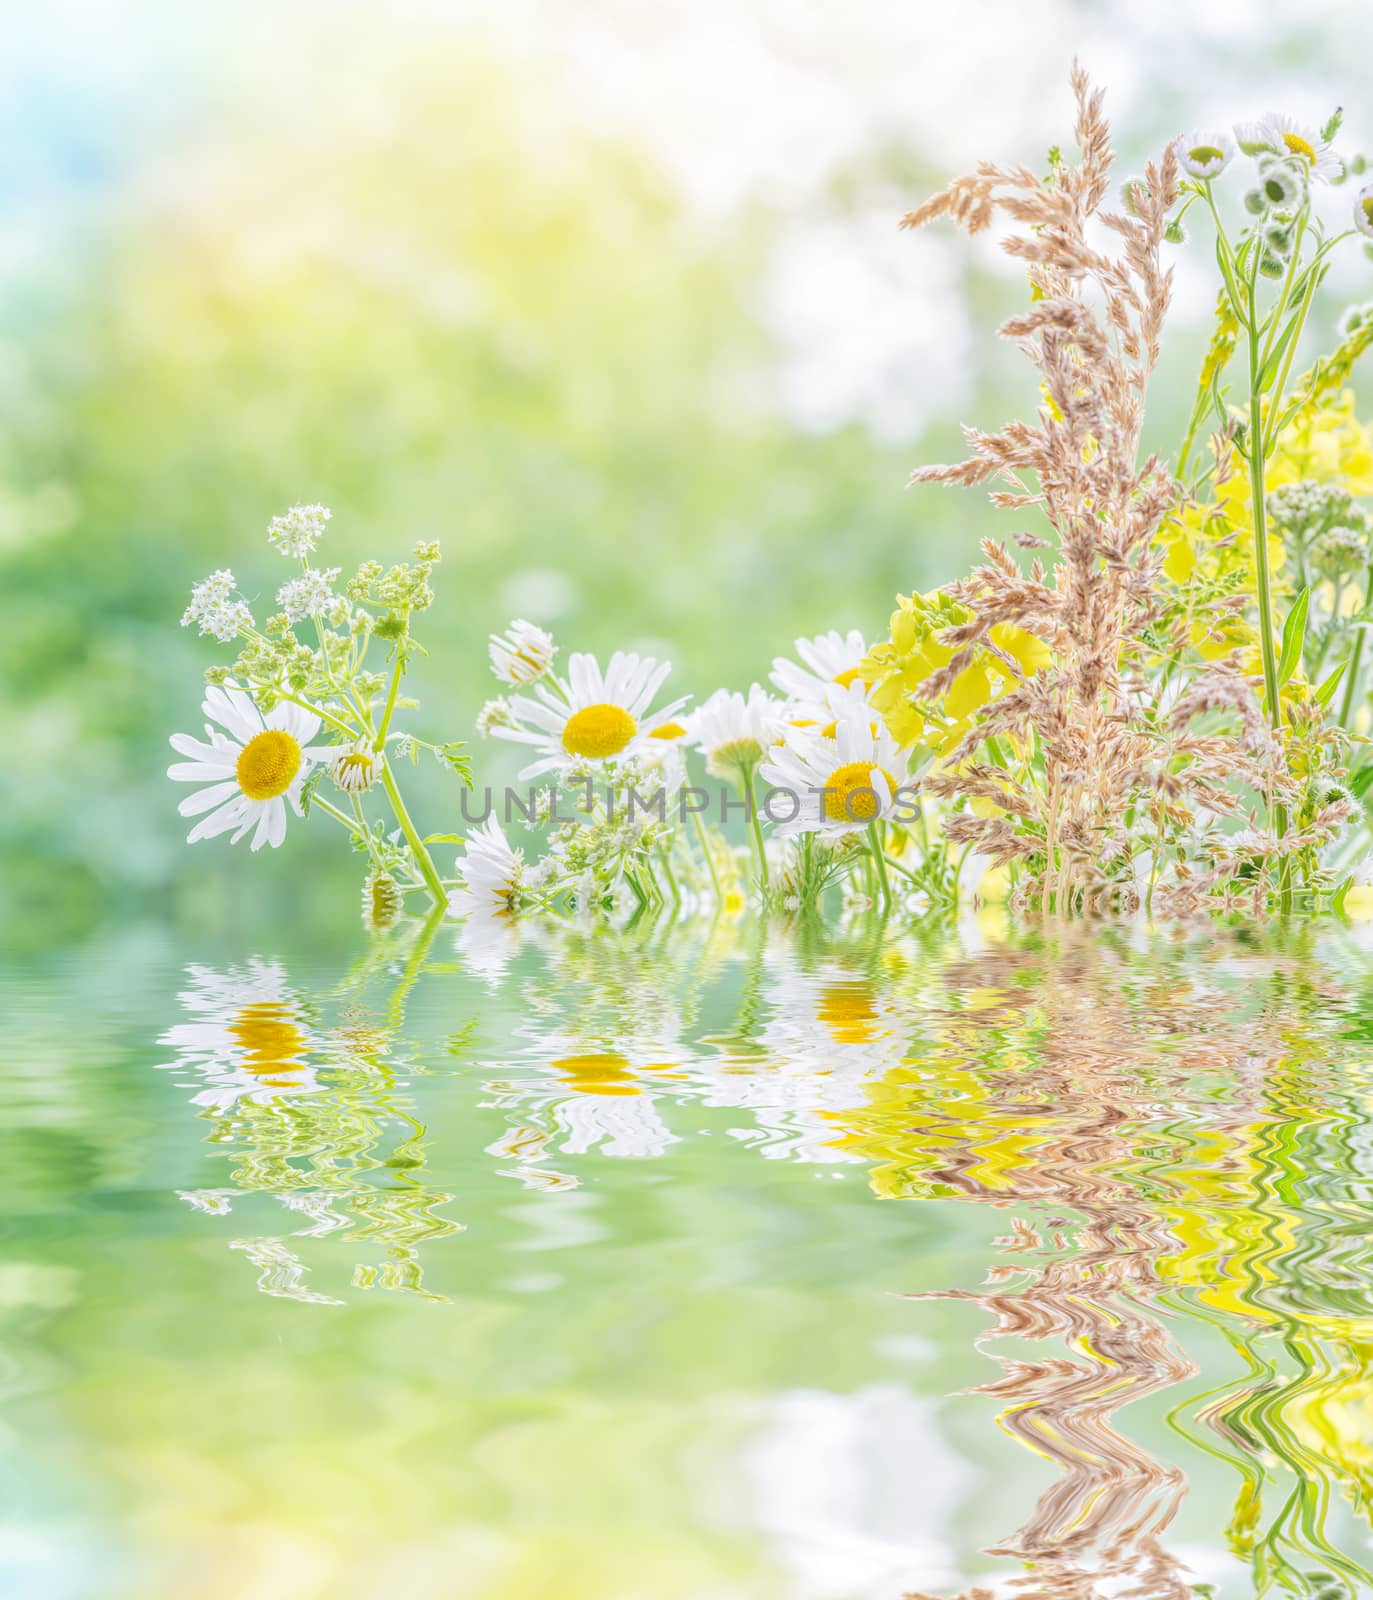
[
  {"left": 450, "top": 818, "right": 524, "bottom": 919},
  {"left": 760, "top": 711, "right": 910, "bottom": 838},
  {"left": 697, "top": 960, "right": 909, "bottom": 1163},
  {"left": 1236, "top": 113, "right": 1342, "bottom": 182},
  {"left": 1170, "top": 128, "right": 1235, "bottom": 180},
  {"left": 168, "top": 685, "right": 328, "bottom": 850},
  {"left": 159, "top": 960, "right": 324, "bottom": 1111},
  {"left": 690, "top": 685, "right": 786, "bottom": 778},
  {"left": 493, "top": 651, "right": 688, "bottom": 778},
  {"left": 488, "top": 618, "right": 557, "bottom": 686},
  {"left": 486, "top": 1043, "right": 679, "bottom": 1160},
  {"left": 770, "top": 629, "right": 868, "bottom": 703},
  {"left": 1355, "top": 184, "right": 1373, "bottom": 242}
]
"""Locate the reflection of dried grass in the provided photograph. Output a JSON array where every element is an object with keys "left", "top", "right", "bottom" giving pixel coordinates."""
[
  {"left": 900, "top": 68, "right": 1323, "bottom": 912},
  {"left": 888, "top": 929, "right": 1294, "bottom": 1600}
]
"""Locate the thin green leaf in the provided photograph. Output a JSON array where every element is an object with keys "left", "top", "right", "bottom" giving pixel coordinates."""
[
  {"left": 422, "top": 833, "right": 463, "bottom": 845},
  {"left": 1258, "top": 312, "right": 1302, "bottom": 395},
  {"left": 1315, "top": 659, "right": 1348, "bottom": 708},
  {"left": 1277, "top": 587, "right": 1310, "bottom": 688}
]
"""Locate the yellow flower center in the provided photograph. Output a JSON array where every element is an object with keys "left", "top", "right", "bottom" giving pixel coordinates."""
[
  {"left": 820, "top": 718, "right": 879, "bottom": 739},
  {"left": 1189, "top": 143, "right": 1225, "bottom": 165},
  {"left": 236, "top": 728, "right": 302, "bottom": 800},
  {"left": 650, "top": 721, "right": 686, "bottom": 740},
  {"left": 1281, "top": 131, "right": 1317, "bottom": 165},
  {"left": 562, "top": 703, "right": 636, "bottom": 759},
  {"left": 1361, "top": 196, "right": 1373, "bottom": 224},
  {"left": 816, "top": 982, "right": 880, "bottom": 1045},
  {"left": 227, "top": 1004, "right": 308, "bottom": 1075},
  {"left": 510, "top": 646, "right": 548, "bottom": 681},
  {"left": 832, "top": 666, "right": 862, "bottom": 689},
  {"left": 822, "top": 760, "right": 897, "bottom": 823},
  {"left": 552, "top": 1052, "right": 639, "bottom": 1097}
]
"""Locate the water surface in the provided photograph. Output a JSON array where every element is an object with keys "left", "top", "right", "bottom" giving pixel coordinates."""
[{"left": 4, "top": 911, "right": 1373, "bottom": 1598}]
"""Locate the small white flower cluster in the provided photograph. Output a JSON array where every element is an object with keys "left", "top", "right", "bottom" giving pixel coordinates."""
[
  {"left": 267, "top": 503, "right": 332, "bottom": 559},
  {"left": 181, "top": 569, "right": 253, "bottom": 642},
  {"left": 276, "top": 567, "right": 345, "bottom": 624}
]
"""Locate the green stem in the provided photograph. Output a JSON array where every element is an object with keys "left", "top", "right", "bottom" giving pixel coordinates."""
[
  {"left": 1245, "top": 270, "right": 1292, "bottom": 910},
  {"left": 692, "top": 810, "right": 724, "bottom": 903},
  {"left": 380, "top": 765, "right": 446, "bottom": 907},
  {"left": 867, "top": 822, "right": 892, "bottom": 909},
  {"left": 742, "top": 769, "right": 769, "bottom": 890},
  {"left": 374, "top": 643, "right": 407, "bottom": 750},
  {"left": 1339, "top": 564, "right": 1373, "bottom": 729}
]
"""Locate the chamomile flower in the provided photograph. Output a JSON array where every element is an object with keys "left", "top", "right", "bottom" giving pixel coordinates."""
[
  {"left": 476, "top": 697, "right": 514, "bottom": 737},
  {"left": 493, "top": 651, "right": 688, "bottom": 779},
  {"left": 759, "top": 711, "right": 911, "bottom": 839},
  {"left": 689, "top": 685, "right": 785, "bottom": 778},
  {"left": 1171, "top": 128, "right": 1235, "bottom": 180},
  {"left": 489, "top": 619, "right": 557, "bottom": 686},
  {"left": 1255, "top": 156, "right": 1305, "bottom": 211},
  {"left": 770, "top": 629, "right": 869, "bottom": 703},
  {"left": 1237, "top": 114, "right": 1342, "bottom": 183},
  {"left": 328, "top": 741, "right": 382, "bottom": 794},
  {"left": 1355, "top": 184, "right": 1373, "bottom": 241},
  {"left": 167, "top": 684, "right": 328, "bottom": 850},
  {"left": 449, "top": 817, "right": 525, "bottom": 920},
  {"left": 267, "top": 503, "right": 331, "bottom": 558},
  {"left": 181, "top": 570, "right": 253, "bottom": 642}
]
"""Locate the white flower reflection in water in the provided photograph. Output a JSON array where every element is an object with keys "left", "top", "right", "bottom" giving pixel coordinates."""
[{"left": 158, "top": 958, "right": 323, "bottom": 1112}]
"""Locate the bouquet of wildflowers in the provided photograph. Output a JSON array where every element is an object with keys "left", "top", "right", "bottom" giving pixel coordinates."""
[{"left": 170, "top": 68, "right": 1373, "bottom": 927}]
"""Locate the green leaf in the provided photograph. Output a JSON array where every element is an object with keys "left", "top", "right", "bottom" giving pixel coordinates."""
[
  {"left": 1277, "top": 587, "right": 1310, "bottom": 687},
  {"left": 423, "top": 833, "right": 463, "bottom": 845},
  {"left": 1314, "top": 659, "right": 1347, "bottom": 708},
  {"left": 298, "top": 764, "right": 326, "bottom": 817},
  {"left": 1351, "top": 764, "right": 1373, "bottom": 800},
  {"left": 1257, "top": 312, "right": 1302, "bottom": 394},
  {"left": 1214, "top": 235, "right": 1244, "bottom": 318},
  {"left": 1332, "top": 874, "right": 1354, "bottom": 915}
]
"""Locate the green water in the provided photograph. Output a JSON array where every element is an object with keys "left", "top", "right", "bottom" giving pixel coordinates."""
[{"left": 5, "top": 912, "right": 1373, "bottom": 1599}]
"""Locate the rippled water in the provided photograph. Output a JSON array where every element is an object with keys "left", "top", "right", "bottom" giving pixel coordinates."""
[{"left": 5, "top": 910, "right": 1373, "bottom": 1598}]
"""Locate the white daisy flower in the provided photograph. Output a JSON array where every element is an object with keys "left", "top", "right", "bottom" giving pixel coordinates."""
[
  {"left": 770, "top": 628, "right": 868, "bottom": 704},
  {"left": 780, "top": 678, "right": 882, "bottom": 740},
  {"left": 449, "top": 817, "right": 524, "bottom": 919},
  {"left": 1171, "top": 128, "right": 1236, "bottom": 180},
  {"left": 1255, "top": 155, "right": 1305, "bottom": 211},
  {"left": 475, "top": 696, "right": 514, "bottom": 737},
  {"left": 689, "top": 684, "right": 786, "bottom": 778},
  {"left": 759, "top": 709, "right": 911, "bottom": 838},
  {"left": 159, "top": 959, "right": 324, "bottom": 1112},
  {"left": 492, "top": 651, "right": 688, "bottom": 779},
  {"left": 328, "top": 740, "right": 382, "bottom": 794},
  {"left": 489, "top": 618, "right": 558, "bottom": 686},
  {"left": 1236, "top": 113, "right": 1342, "bottom": 182},
  {"left": 167, "top": 684, "right": 328, "bottom": 851},
  {"left": 267, "top": 503, "right": 331, "bottom": 558},
  {"left": 1355, "top": 184, "right": 1373, "bottom": 241}
]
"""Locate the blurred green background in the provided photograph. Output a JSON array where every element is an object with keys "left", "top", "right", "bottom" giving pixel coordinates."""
[{"left": 4, "top": 0, "right": 1373, "bottom": 947}]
